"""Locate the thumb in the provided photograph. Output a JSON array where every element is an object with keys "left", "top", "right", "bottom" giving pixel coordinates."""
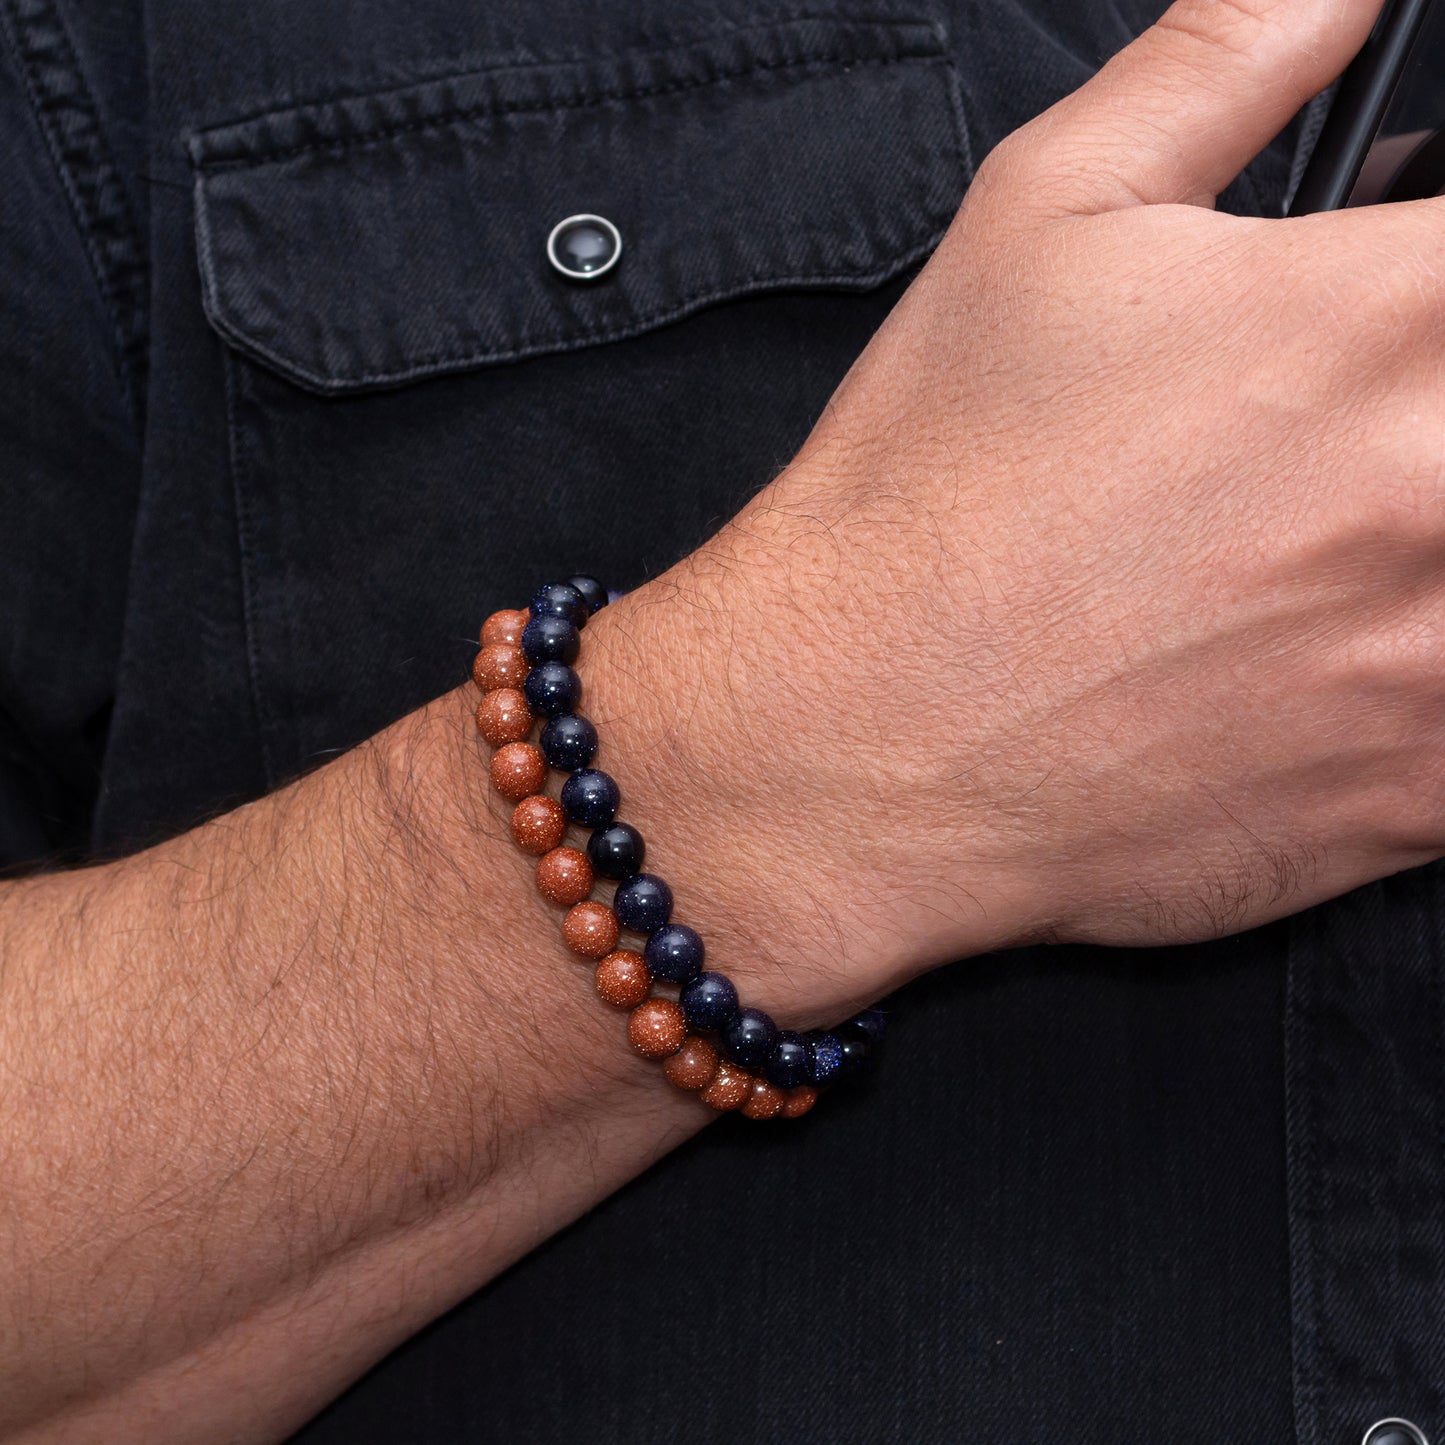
[{"left": 1007, "top": 0, "right": 1383, "bottom": 215}]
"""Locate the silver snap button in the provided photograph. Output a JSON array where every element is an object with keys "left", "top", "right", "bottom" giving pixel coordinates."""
[
  {"left": 546, "top": 214, "right": 622, "bottom": 282},
  {"left": 1363, "top": 1420, "right": 1429, "bottom": 1445}
]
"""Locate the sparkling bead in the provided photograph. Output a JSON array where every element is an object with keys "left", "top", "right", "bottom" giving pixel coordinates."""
[
  {"left": 473, "top": 643, "right": 528, "bottom": 692},
  {"left": 781, "top": 1086, "right": 818, "bottom": 1119},
  {"left": 521, "top": 614, "right": 580, "bottom": 666},
  {"left": 679, "top": 972, "right": 739, "bottom": 1031},
  {"left": 475, "top": 688, "right": 534, "bottom": 747},
  {"left": 480, "top": 608, "right": 530, "bottom": 648},
  {"left": 530, "top": 582, "right": 589, "bottom": 628},
  {"left": 836, "top": 1035, "right": 871, "bottom": 1080},
  {"left": 535, "top": 847, "right": 593, "bottom": 907},
  {"left": 613, "top": 873, "right": 673, "bottom": 934},
  {"left": 806, "top": 1032, "right": 845, "bottom": 1086},
  {"left": 644, "top": 924, "right": 705, "bottom": 984},
  {"left": 627, "top": 998, "right": 687, "bottom": 1059},
  {"left": 741, "top": 1077, "right": 785, "bottom": 1120},
  {"left": 523, "top": 662, "right": 581, "bottom": 718},
  {"left": 566, "top": 575, "right": 608, "bottom": 614},
  {"left": 721, "top": 1008, "right": 777, "bottom": 1070},
  {"left": 587, "top": 822, "right": 644, "bottom": 880},
  {"left": 662, "top": 1036, "right": 719, "bottom": 1091},
  {"left": 510, "top": 795, "right": 566, "bottom": 855},
  {"left": 700, "top": 1062, "right": 752, "bottom": 1111},
  {"left": 540, "top": 714, "right": 597, "bottom": 771},
  {"left": 594, "top": 950, "right": 651, "bottom": 1008},
  {"left": 562, "top": 901, "right": 618, "bottom": 958},
  {"left": 490, "top": 742, "right": 547, "bottom": 801},
  {"left": 764, "top": 1030, "right": 810, "bottom": 1089},
  {"left": 560, "top": 768, "right": 618, "bottom": 827}
]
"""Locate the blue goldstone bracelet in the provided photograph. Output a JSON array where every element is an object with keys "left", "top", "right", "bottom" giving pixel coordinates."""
[{"left": 474, "top": 577, "right": 885, "bottom": 1120}]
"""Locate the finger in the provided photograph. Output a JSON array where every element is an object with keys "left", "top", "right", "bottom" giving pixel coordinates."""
[{"left": 1007, "top": 0, "right": 1384, "bottom": 215}]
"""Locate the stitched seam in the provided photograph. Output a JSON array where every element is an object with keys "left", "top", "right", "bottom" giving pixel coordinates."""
[
  {"left": 209, "top": 242, "right": 946, "bottom": 392},
  {"left": 195, "top": 51, "right": 943, "bottom": 172},
  {"left": 0, "top": 0, "right": 148, "bottom": 419}
]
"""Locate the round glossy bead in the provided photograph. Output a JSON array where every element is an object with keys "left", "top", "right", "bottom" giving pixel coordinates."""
[
  {"left": 489, "top": 742, "right": 547, "bottom": 801},
  {"left": 700, "top": 1061, "right": 752, "bottom": 1112},
  {"left": 662, "top": 1036, "right": 719, "bottom": 1091},
  {"left": 836, "top": 1035, "right": 871, "bottom": 1079},
  {"left": 644, "top": 924, "right": 705, "bottom": 984},
  {"left": 530, "top": 581, "right": 589, "bottom": 628},
  {"left": 679, "top": 971, "right": 739, "bottom": 1031},
  {"left": 594, "top": 949, "right": 651, "bottom": 1008},
  {"left": 764, "top": 1030, "right": 810, "bottom": 1089},
  {"left": 566, "top": 575, "right": 608, "bottom": 614},
  {"left": 741, "top": 1077, "right": 786, "bottom": 1121},
  {"left": 510, "top": 795, "right": 566, "bottom": 855},
  {"left": 781, "top": 1085, "right": 818, "bottom": 1119},
  {"left": 540, "top": 714, "right": 597, "bottom": 771},
  {"left": 627, "top": 997, "right": 687, "bottom": 1059},
  {"left": 520, "top": 613, "right": 580, "bottom": 666},
  {"left": 838, "top": 1008, "right": 887, "bottom": 1048},
  {"left": 523, "top": 662, "right": 581, "bottom": 718},
  {"left": 587, "top": 822, "right": 645, "bottom": 880},
  {"left": 613, "top": 873, "right": 673, "bottom": 934},
  {"left": 535, "top": 847, "right": 593, "bottom": 906},
  {"left": 562, "top": 901, "right": 619, "bottom": 958},
  {"left": 473, "top": 643, "right": 528, "bottom": 692},
  {"left": 560, "top": 768, "right": 618, "bottom": 827},
  {"left": 481, "top": 607, "right": 530, "bottom": 648},
  {"left": 475, "top": 688, "right": 533, "bottom": 747},
  {"left": 806, "top": 1032, "right": 845, "bottom": 1086},
  {"left": 721, "top": 1008, "right": 777, "bottom": 1070}
]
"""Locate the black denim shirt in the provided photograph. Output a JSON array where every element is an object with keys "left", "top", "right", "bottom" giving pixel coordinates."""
[{"left": 1, "top": 0, "right": 1440, "bottom": 1439}]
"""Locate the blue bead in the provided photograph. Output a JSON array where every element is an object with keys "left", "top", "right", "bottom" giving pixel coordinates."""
[
  {"left": 560, "top": 769, "right": 618, "bottom": 827},
  {"left": 539, "top": 714, "right": 597, "bottom": 771},
  {"left": 521, "top": 614, "right": 580, "bottom": 666},
  {"left": 644, "top": 924, "right": 705, "bottom": 983},
  {"left": 613, "top": 873, "right": 673, "bottom": 933},
  {"left": 566, "top": 575, "right": 608, "bottom": 614},
  {"left": 587, "top": 822, "right": 645, "bottom": 880},
  {"left": 679, "top": 971, "right": 739, "bottom": 1031},
  {"left": 839, "top": 1007, "right": 887, "bottom": 1047},
  {"left": 806, "top": 1033, "right": 845, "bottom": 1086},
  {"left": 523, "top": 662, "right": 580, "bottom": 718},
  {"left": 530, "top": 581, "right": 589, "bottom": 628},
  {"left": 835, "top": 1034, "right": 871, "bottom": 1080},
  {"left": 764, "top": 1030, "right": 810, "bottom": 1089},
  {"left": 721, "top": 1008, "right": 777, "bottom": 1070}
]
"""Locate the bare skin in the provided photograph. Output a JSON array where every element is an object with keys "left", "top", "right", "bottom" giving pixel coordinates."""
[{"left": 7, "top": 0, "right": 1444, "bottom": 1436}]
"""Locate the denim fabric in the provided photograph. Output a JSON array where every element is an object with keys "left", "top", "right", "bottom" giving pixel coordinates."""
[{"left": 0, "top": 0, "right": 1438, "bottom": 1441}]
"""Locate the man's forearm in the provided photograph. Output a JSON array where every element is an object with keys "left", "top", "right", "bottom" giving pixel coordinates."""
[{"left": 0, "top": 595, "right": 763, "bottom": 1441}]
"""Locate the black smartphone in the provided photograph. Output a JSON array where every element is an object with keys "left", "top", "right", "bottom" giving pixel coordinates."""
[{"left": 1290, "top": 0, "right": 1444, "bottom": 213}]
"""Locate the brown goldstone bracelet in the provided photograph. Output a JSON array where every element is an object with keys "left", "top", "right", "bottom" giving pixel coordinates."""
[{"left": 472, "top": 577, "right": 884, "bottom": 1120}]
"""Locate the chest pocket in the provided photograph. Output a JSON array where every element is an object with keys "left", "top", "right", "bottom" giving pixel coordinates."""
[{"left": 188, "top": 16, "right": 970, "bottom": 394}]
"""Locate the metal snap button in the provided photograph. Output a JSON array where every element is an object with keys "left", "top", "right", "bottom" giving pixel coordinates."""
[
  {"left": 1363, "top": 1420, "right": 1430, "bottom": 1445},
  {"left": 546, "top": 214, "right": 622, "bottom": 282}
]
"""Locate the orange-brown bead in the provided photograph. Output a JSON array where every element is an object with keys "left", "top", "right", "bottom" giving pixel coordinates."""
[
  {"left": 781, "top": 1086, "right": 818, "bottom": 1119},
  {"left": 510, "top": 795, "right": 566, "bottom": 855},
  {"left": 481, "top": 607, "right": 530, "bottom": 649},
  {"left": 627, "top": 997, "right": 687, "bottom": 1059},
  {"left": 700, "top": 1061, "right": 752, "bottom": 1112},
  {"left": 594, "top": 950, "right": 651, "bottom": 1009},
  {"left": 490, "top": 741, "right": 547, "bottom": 801},
  {"left": 662, "top": 1036, "right": 720, "bottom": 1091},
  {"left": 475, "top": 687, "right": 533, "bottom": 746},
  {"left": 473, "top": 643, "right": 528, "bottom": 693},
  {"left": 562, "top": 901, "right": 619, "bottom": 958},
  {"left": 741, "top": 1077, "right": 786, "bottom": 1120},
  {"left": 535, "top": 847, "right": 592, "bottom": 906}
]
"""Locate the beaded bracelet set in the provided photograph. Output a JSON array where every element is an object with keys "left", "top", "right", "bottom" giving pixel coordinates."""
[{"left": 472, "top": 576, "right": 884, "bottom": 1121}]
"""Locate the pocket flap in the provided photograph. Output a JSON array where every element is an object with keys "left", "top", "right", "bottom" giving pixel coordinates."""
[{"left": 188, "top": 18, "right": 970, "bottom": 394}]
